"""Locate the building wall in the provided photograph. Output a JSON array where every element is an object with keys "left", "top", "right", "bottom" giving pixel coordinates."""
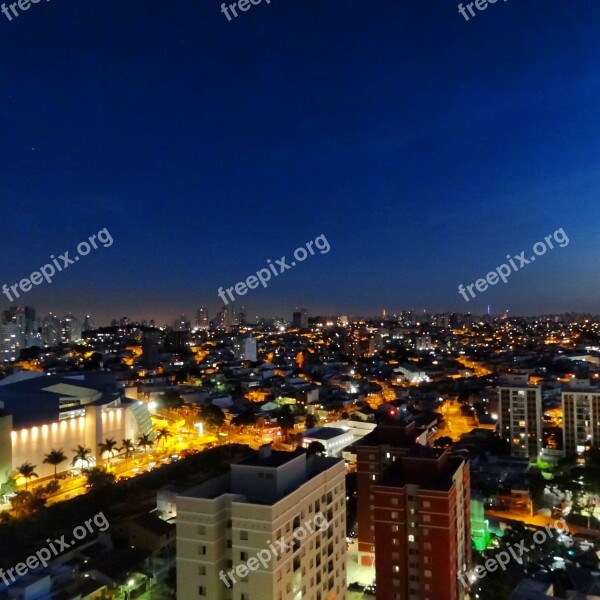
[
  {"left": 372, "top": 462, "right": 470, "bottom": 600},
  {"left": 498, "top": 385, "right": 541, "bottom": 458},
  {"left": 9, "top": 406, "right": 138, "bottom": 478},
  {"left": 0, "top": 413, "right": 13, "bottom": 482},
  {"left": 177, "top": 461, "right": 346, "bottom": 600}
]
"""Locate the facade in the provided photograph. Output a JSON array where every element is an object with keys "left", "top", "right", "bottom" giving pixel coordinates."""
[
  {"left": 196, "top": 307, "right": 209, "bottom": 330},
  {"left": 562, "top": 378, "right": 600, "bottom": 456},
  {"left": 233, "top": 336, "right": 257, "bottom": 361},
  {"left": 301, "top": 426, "right": 354, "bottom": 458},
  {"left": 498, "top": 374, "right": 542, "bottom": 458},
  {"left": 176, "top": 446, "right": 346, "bottom": 600},
  {"left": 372, "top": 446, "right": 471, "bottom": 600},
  {"left": 356, "top": 422, "right": 425, "bottom": 566},
  {"left": 0, "top": 323, "right": 23, "bottom": 362},
  {"left": 0, "top": 372, "right": 152, "bottom": 478}
]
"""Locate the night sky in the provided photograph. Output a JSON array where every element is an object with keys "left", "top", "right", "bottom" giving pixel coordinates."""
[{"left": 1, "top": 0, "right": 599, "bottom": 324}]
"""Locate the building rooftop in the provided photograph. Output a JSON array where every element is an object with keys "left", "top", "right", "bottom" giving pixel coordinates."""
[{"left": 302, "top": 426, "right": 349, "bottom": 440}]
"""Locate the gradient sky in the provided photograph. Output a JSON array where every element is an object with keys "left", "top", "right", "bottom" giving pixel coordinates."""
[{"left": 1, "top": 0, "right": 599, "bottom": 325}]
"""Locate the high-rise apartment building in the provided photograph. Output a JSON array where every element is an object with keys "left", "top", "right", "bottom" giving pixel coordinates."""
[
  {"left": 356, "top": 421, "right": 427, "bottom": 566},
  {"left": 373, "top": 446, "right": 470, "bottom": 600},
  {"left": 196, "top": 307, "right": 209, "bottom": 330},
  {"left": 292, "top": 308, "right": 308, "bottom": 329},
  {"left": 176, "top": 446, "right": 346, "bottom": 600},
  {"left": 562, "top": 378, "right": 600, "bottom": 457},
  {"left": 498, "top": 373, "right": 542, "bottom": 458},
  {"left": 233, "top": 336, "right": 257, "bottom": 361}
]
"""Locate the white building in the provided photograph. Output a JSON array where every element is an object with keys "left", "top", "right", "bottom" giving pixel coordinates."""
[
  {"left": 562, "top": 378, "right": 600, "bottom": 457},
  {"left": 301, "top": 426, "right": 355, "bottom": 458},
  {"left": 0, "top": 323, "right": 23, "bottom": 362},
  {"left": 176, "top": 446, "right": 346, "bottom": 600},
  {"left": 498, "top": 373, "right": 542, "bottom": 458},
  {"left": 233, "top": 336, "right": 257, "bottom": 361}
]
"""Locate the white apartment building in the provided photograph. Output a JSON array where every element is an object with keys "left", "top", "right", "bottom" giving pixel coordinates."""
[
  {"left": 233, "top": 336, "right": 257, "bottom": 362},
  {"left": 498, "top": 373, "right": 542, "bottom": 458},
  {"left": 562, "top": 378, "right": 600, "bottom": 457},
  {"left": 176, "top": 446, "right": 346, "bottom": 600}
]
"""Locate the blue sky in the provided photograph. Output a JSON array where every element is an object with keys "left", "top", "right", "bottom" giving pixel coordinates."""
[{"left": 0, "top": 0, "right": 599, "bottom": 324}]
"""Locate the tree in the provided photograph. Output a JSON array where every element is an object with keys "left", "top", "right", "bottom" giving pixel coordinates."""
[
  {"left": 199, "top": 404, "right": 226, "bottom": 430},
  {"left": 306, "top": 441, "right": 326, "bottom": 456},
  {"left": 0, "top": 476, "right": 17, "bottom": 497},
  {"left": 43, "top": 448, "right": 67, "bottom": 481},
  {"left": 98, "top": 438, "right": 118, "bottom": 468},
  {"left": 155, "top": 427, "right": 172, "bottom": 449},
  {"left": 161, "top": 389, "right": 183, "bottom": 409},
  {"left": 17, "top": 462, "right": 38, "bottom": 491},
  {"left": 433, "top": 436, "right": 454, "bottom": 449},
  {"left": 277, "top": 405, "right": 295, "bottom": 442},
  {"left": 85, "top": 467, "right": 116, "bottom": 489},
  {"left": 305, "top": 414, "right": 318, "bottom": 430},
  {"left": 137, "top": 433, "right": 154, "bottom": 455},
  {"left": 121, "top": 438, "right": 136, "bottom": 460},
  {"left": 231, "top": 411, "right": 256, "bottom": 432},
  {"left": 72, "top": 445, "right": 94, "bottom": 469}
]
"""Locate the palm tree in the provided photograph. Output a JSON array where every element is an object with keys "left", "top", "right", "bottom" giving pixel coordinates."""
[
  {"left": 17, "top": 462, "right": 38, "bottom": 491},
  {"left": 43, "top": 449, "right": 67, "bottom": 481},
  {"left": 155, "top": 427, "right": 172, "bottom": 449},
  {"left": 121, "top": 438, "right": 135, "bottom": 460},
  {"left": 98, "top": 438, "right": 118, "bottom": 468},
  {"left": 137, "top": 433, "right": 154, "bottom": 455},
  {"left": 72, "top": 445, "right": 93, "bottom": 469}
]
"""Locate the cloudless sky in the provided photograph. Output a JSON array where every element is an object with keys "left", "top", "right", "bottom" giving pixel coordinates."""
[{"left": 0, "top": 0, "right": 599, "bottom": 324}]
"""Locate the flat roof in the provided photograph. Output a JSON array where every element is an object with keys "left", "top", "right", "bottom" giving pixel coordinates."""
[{"left": 302, "top": 427, "right": 349, "bottom": 440}]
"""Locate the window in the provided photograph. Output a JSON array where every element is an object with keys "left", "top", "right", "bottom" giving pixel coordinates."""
[
  {"left": 198, "top": 586, "right": 206, "bottom": 596},
  {"left": 199, "top": 545, "right": 206, "bottom": 555},
  {"left": 240, "top": 530, "right": 248, "bottom": 540},
  {"left": 423, "top": 501, "right": 430, "bottom": 508},
  {"left": 391, "top": 497, "right": 399, "bottom": 506},
  {"left": 391, "top": 525, "right": 399, "bottom": 532},
  {"left": 423, "top": 515, "right": 430, "bottom": 522},
  {"left": 240, "top": 551, "right": 248, "bottom": 561},
  {"left": 198, "top": 566, "right": 206, "bottom": 575},
  {"left": 408, "top": 535, "right": 415, "bottom": 542},
  {"left": 391, "top": 511, "right": 399, "bottom": 519},
  {"left": 425, "top": 570, "right": 432, "bottom": 578}
]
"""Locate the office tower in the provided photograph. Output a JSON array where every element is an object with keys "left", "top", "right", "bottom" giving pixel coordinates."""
[
  {"left": 61, "top": 314, "right": 82, "bottom": 343},
  {"left": 0, "top": 323, "right": 24, "bottom": 362},
  {"left": 41, "top": 313, "right": 61, "bottom": 347},
  {"left": 174, "top": 314, "right": 190, "bottom": 331},
  {"left": 372, "top": 446, "right": 471, "bottom": 600},
  {"left": 196, "top": 306, "right": 209, "bottom": 330},
  {"left": 217, "top": 307, "right": 231, "bottom": 331},
  {"left": 356, "top": 422, "right": 426, "bottom": 566},
  {"left": 176, "top": 446, "right": 347, "bottom": 600},
  {"left": 83, "top": 315, "right": 95, "bottom": 331},
  {"left": 239, "top": 305, "right": 246, "bottom": 326},
  {"left": 292, "top": 308, "right": 308, "bottom": 329},
  {"left": 562, "top": 378, "right": 600, "bottom": 457},
  {"left": 498, "top": 373, "right": 542, "bottom": 458},
  {"left": 233, "top": 335, "right": 257, "bottom": 361}
]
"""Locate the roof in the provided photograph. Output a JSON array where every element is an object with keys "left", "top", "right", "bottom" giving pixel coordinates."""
[
  {"left": 235, "top": 448, "right": 305, "bottom": 468},
  {"left": 130, "top": 513, "right": 175, "bottom": 537},
  {"left": 302, "top": 427, "right": 349, "bottom": 440}
]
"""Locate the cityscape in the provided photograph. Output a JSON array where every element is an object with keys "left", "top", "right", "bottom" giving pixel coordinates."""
[{"left": 2, "top": 1, "right": 600, "bottom": 600}]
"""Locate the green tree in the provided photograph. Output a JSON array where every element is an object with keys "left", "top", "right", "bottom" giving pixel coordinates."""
[
  {"left": 231, "top": 411, "right": 257, "bottom": 432},
  {"left": 137, "top": 432, "right": 154, "bottom": 455},
  {"left": 0, "top": 476, "right": 17, "bottom": 496},
  {"left": 277, "top": 405, "right": 295, "bottom": 442},
  {"left": 72, "top": 445, "right": 94, "bottom": 469},
  {"left": 17, "top": 462, "right": 38, "bottom": 491},
  {"left": 199, "top": 404, "right": 226, "bottom": 430},
  {"left": 155, "top": 427, "right": 172, "bottom": 449},
  {"left": 43, "top": 448, "right": 67, "bottom": 481},
  {"left": 306, "top": 441, "right": 326, "bottom": 456},
  {"left": 305, "top": 413, "right": 318, "bottom": 430},
  {"left": 98, "top": 438, "right": 118, "bottom": 468},
  {"left": 121, "top": 438, "right": 136, "bottom": 460},
  {"left": 85, "top": 467, "right": 116, "bottom": 489}
]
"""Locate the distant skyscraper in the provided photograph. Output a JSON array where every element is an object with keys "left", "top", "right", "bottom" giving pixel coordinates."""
[
  {"left": 61, "top": 314, "right": 82, "bottom": 343},
  {"left": 217, "top": 307, "right": 231, "bottom": 331},
  {"left": 83, "top": 315, "right": 94, "bottom": 331},
  {"left": 196, "top": 306, "right": 208, "bottom": 330},
  {"left": 174, "top": 314, "right": 190, "bottom": 331},
  {"left": 292, "top": 308, "right": 308, "bottom": 329},
  {"left": 239, "top": 305, "right": 246, "bottom": 326},
  {"left": 498, "top": 373, "right": 542, "bottom": 458},
  {"left": 42, "top": 314, "right": 61, "bottom": 347}
]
